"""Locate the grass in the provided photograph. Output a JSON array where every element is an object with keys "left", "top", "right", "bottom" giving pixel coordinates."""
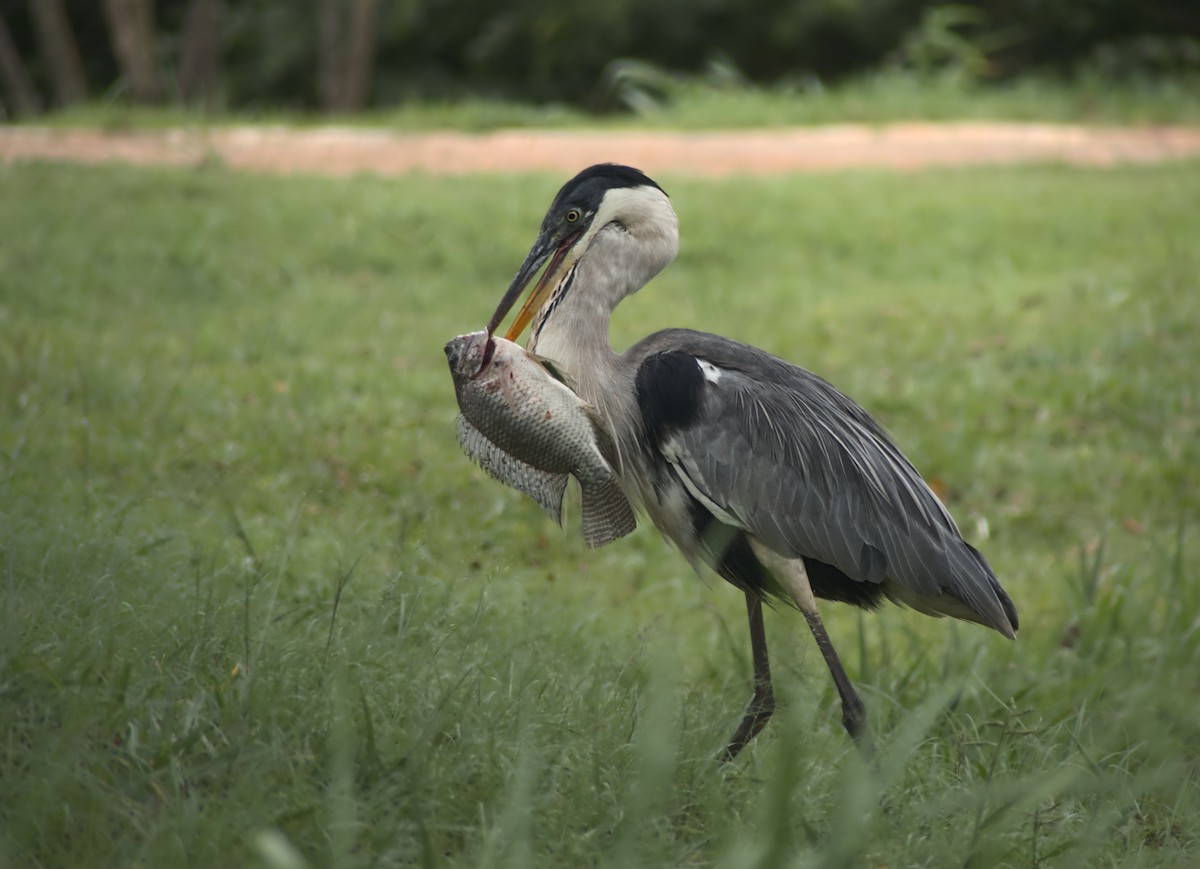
[
  {"left": 32, "top": 70, "right": 1200, "bottom": 132},
  {"left": 2, "top": 158, "right": 1199, "bottom": 867}
]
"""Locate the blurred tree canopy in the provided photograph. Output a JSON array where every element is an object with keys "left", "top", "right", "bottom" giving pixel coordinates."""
[{"left": 1, "top": 0, "right": 1198, "bottom": 117}]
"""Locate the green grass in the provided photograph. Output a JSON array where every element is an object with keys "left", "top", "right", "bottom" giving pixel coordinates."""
[
  {"left": 34, "top": 71, "right": 1200, "bottom": 131},
  {"left": 2, "top": 159, "right": 1199, "bottom": 867}
]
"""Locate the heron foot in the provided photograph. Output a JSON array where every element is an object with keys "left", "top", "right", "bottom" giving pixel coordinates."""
[
  {"left": 720, "top": 593, "right": 775, "bottom": 762},
  {"left": 721, "top": 686, "right": 775, "bottom": 762},
  {"left": 842, "top": 696, "right": 877, "bottom": 763}
]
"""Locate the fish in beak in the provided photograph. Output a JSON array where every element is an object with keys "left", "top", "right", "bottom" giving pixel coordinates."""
[{"left": 444, "top": 330, "right": 636, "bottom": 547}]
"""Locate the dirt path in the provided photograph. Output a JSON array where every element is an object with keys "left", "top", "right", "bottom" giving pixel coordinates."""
[{"left": 3, "top": 123, "right": 1200, "bottom": 176}]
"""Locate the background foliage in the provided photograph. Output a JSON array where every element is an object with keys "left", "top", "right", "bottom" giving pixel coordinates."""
[{"left": 1, "top": 0, "right": 1199, "bottom": 115}]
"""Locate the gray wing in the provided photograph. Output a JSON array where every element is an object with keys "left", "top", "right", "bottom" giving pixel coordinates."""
[{"left": 630, "top": 329, "right": 1017, "bottom": 636}]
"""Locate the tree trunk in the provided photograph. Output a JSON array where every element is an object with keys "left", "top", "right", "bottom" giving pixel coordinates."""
[
  {"left": 103, "top": 0, "right": 164, "bottom": 103},
  {"left": 340, "top": 0, "right": 379, "bottom": 111},
  {"left": 28, "top": 0, "right": 88, "bottom": 105},
  {"left": 317, "top": 0, "right": 343, "bottom": 112},
  {"left": 318, "top": 0, "right": 379, "bottom": 113},
  {"left": 179, "top": 0, "right": 223, "bottom": 106},
  {"left": 0, "top": 11, "right": 42, "bottom": 116}
]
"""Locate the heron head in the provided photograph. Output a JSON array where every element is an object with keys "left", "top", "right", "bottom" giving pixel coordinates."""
[{"left": 488, "top": 164, "right": 678, "bottom": 342}]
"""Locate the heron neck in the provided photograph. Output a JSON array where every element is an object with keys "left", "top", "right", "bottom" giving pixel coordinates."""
[
  {"left": 528, "top": 212, "right": 677, "bottom": 434},
  {"left": 527, "top": 256, "right": 636, "bottom": 439},
  {"left": 530, "top": 295, "right": 642, "bottom": 487},
  {"left": 529, "top": 281, "right": 621, "bottom": 397}
]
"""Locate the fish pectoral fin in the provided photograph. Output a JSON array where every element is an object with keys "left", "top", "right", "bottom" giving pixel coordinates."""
[
  {"left": 579, "top": 476, "right": 637, "bottom": 548},
  {"left": 527, "top": 352, "right": 578, "bottom": 391},
  {"left": 579, "top": 405, "right": 623, "bottom": 473},
  {"left": 456, "top": 416, "right": 568, "bottom": 524}
]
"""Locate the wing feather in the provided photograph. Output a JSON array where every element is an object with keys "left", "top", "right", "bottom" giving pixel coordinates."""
[{"left": 628, "top": 329, "right": 1017, "bottom": 636}]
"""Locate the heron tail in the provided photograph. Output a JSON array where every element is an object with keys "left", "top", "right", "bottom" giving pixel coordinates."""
[{"left": 882, "top": 542, "right": 1019, "bottom": 639}]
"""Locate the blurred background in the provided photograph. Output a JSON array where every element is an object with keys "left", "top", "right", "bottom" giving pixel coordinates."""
[{"left": 1, "top": 0, "right": 1198, "bottom": 120}]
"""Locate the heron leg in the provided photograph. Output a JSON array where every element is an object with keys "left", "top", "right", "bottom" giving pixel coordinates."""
[
  {"left": 802, "top": 607, "right": 874, "bottom": 757},
  {"left": 722, "top": 592, "right": 776, "bottom": 761},
  {"left": 747, "top": 541, "right": 874, "bottom": 756}
]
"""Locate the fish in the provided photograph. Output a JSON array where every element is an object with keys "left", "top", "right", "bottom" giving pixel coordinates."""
[{"left": 445, "top": 330, "right": 637, "bottom": 547}]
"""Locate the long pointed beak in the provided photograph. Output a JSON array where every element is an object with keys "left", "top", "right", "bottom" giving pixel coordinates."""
[
  {"left": 486, "top": 233, "right": 553, "bottom": 337},
  {"left": 487, "top": 229, "right": 581, "bottom": 342}
]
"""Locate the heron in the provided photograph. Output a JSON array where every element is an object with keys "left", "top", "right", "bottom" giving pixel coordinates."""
[{"left": 484, "top": 164, "right": 1018, "bottom": 760}]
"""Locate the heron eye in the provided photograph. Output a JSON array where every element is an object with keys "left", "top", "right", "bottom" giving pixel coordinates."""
[{"left": 565, "top": 208, "right": 581, "bottom": 223}]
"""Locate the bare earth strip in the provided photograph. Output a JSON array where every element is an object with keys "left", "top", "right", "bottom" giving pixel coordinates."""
[{"left": 3, "top": 123, "right": 1200, "bottom": 177}]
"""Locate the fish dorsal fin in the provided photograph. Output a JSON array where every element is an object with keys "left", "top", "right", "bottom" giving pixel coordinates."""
[{"left": 455, "top": 415, "right": 567, "bottom": 523}]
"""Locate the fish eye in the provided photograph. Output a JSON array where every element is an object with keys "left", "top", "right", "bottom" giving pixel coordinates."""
[{"left": 565, "top": 208, "right": 581, "bottom": 223}]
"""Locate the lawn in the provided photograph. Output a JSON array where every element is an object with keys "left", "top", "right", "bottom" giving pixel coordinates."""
[{"left": 1, "top": 158, "right": 1198, "bottom": 867}]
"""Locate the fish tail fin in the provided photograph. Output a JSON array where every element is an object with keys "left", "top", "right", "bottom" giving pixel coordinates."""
[{"left": 580, "top": 477, "right": 637, "bottom": 548}]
